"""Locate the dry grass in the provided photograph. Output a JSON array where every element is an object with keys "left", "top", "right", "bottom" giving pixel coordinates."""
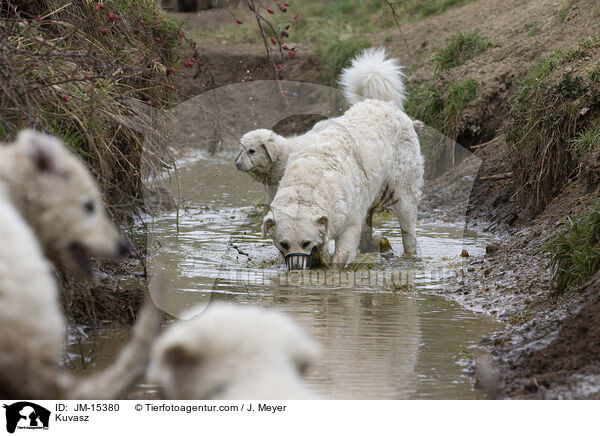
[
  {"left": 0, "top": 0, "right": 195, "bottom": 222},
  {"left": 505, "top": 37, "right": 600, "bottom": 212}
]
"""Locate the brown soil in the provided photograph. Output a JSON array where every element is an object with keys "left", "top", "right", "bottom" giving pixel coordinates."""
[{"left": 512, "top": 277, "right": 600, "bottom": 399}]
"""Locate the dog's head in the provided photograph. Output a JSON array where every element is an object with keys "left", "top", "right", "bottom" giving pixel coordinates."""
[
  {"left": 262, "top": 208, "right": 328, "bottom": 270},
  {"left": 147, "top": 304, "right": 319, "bottom": 400},
  {"left": 235, "top": 129, "right": 279, "bottom": 174},
  {"left": 12, "top": 129, "right": 128, "bottom": 273}
]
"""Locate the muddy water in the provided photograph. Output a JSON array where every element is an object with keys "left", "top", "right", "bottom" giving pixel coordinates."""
[{"left": 68, "top": 153, "right": 500, "bottom": 399}]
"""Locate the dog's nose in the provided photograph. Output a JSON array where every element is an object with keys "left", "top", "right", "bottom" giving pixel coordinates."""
[
  {"left": 118, "top": 239, "right": 130, "bottom": 257},
  {"left": 235, "top": 160, "right": 243, "bottom": 171}
]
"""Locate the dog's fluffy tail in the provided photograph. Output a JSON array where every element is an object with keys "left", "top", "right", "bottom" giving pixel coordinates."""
[{"left": 339, "top": 47, "right": 406, "bottom": 110}]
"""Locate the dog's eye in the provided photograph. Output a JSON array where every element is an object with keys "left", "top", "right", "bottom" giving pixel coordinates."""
[
  {"left": 248, "top": 149, "right": 256, "bottom": 155},
  {"left": 280, "top": 241, "right": 289, "bottom": 251},
  {"left": 83, "top": 200, "right": 95, "bottom": 214},
  {"left": 302, "top": 241, "right": 311, "bottom": 249}
]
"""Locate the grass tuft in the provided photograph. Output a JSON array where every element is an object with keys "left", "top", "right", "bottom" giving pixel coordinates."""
[
  {"left": 546, "top": 203, "right": 600, "bottom": 292},
  {"left": 316, "top": 36, "right": 371, "bottom": 86},
  {"left": 432, "top": 30, "right": 491, "bottom": 71},
  {"left": 570, "top": 119, "right": 600, "bottom": 157},
  {"left": 405, "top": 78, "right": 478, "bottom": 136}
]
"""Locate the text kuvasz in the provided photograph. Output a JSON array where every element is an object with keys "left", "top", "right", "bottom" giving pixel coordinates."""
[
  {"left": 148, "top": 304, "right": 319, "bottom": 399},
  {"left": 260, "top": 49, "right": 424, "bottom": 269},
  {"left": 0, "top": 130, "right": 162, "bottom": 399}
]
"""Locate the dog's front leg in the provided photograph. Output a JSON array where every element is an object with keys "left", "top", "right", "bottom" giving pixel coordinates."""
[{"left": 332, "top": 223, "right": 361, "bottom": 269}]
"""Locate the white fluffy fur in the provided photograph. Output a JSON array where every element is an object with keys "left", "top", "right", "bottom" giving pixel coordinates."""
[
  {"left": 147, "top": 303, "right": 319, "bottom": 400},
  {"left": 0, "top": 194, "right": 66, "bottom": 398},
  {"left": 339, "top": 47, "right": 406, "bottom": 110},
  {"left": 0, "top": 130, "right": 163, "bottom": 399},
  {"left": 0, "top": 194, "right": 163, "bottom": 399},
  {"left": 0, "top": 130, "right": 126, "bottom": 267},
  {"left": 262, "top": 99, "right": 423, "bottom": 267}
]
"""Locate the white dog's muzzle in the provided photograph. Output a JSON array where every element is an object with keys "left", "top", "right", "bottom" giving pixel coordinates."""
[{"left": 285, "top": 253, "right": 311, "bottom": 270}]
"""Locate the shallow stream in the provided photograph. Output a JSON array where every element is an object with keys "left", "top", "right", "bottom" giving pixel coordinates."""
[{"left": 68, "top": 153, "right": 500, "bottom": 399}]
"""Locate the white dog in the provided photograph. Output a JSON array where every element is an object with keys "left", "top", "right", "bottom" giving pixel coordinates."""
[
  {"left": 147, "top": 303, "right": 319, "bottom": 399},
  {"left": 0, "top": 130, "right": 162, "bottom": 399},
  {"left": 0, "top": 129, "right": 128, "bottom": 272},
  {"left": 261, "top": 48, "right": 424, "bottom": 269}
]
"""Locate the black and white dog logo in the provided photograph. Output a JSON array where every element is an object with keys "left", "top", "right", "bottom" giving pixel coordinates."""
[{"left": 3, "top": 402, "right": 50, "bottom": 434}]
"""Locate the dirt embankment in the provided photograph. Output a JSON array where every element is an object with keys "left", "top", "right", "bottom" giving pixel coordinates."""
[{"left": 169, "top": 0, "right": 600, "bottom": 397}]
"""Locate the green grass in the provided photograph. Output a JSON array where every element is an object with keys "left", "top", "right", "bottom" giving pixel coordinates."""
[
  {"left": 405, "top": 78, "right": 477, "bottom": 134},
  {"left": 546, "top": 203, "right": 600, "bottom": 292},
  {"left": 446, "top": 78, "right": 478, "bottom": 116},
  {"left": 432, "top": 30, "right": 491, "bottom": 71},
  {"left": 405, "top": 78, "right": 477, "bottom": 177},
  {"left": 316, "top": 36, "right": 371, "bottom": 85},
  {"left": 524, "top": 22, "right": 541, "bottom": 37},
  {"left": 204, "top": 0, "right": 477, "bottom": 84},
  {"left": 570, "top": 119, "right": 600, "bottom": 157}
]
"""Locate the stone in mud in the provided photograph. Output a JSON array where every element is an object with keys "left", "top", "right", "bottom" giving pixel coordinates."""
[
  {"left": 461, "top": 249, "right": 470, "bottom": 257},
  {"left": 486, "top": 243, "right": 500, "bottom": 255}
]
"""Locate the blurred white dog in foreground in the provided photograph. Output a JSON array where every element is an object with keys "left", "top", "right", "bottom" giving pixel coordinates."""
[
  {"left": 0, "top": 130, "right": 162, "bottom": 399},
  {"left": 147, "top": 303, "right": 319, "bottom": 399},
  {"left": 261, "top": 48, "right": 424, "bottom": 269},
  {"left": 0, "top": 129, "right": 129, "bottom": 273}
]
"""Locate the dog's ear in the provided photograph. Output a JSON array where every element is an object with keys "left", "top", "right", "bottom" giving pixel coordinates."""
[
  {"left": 316, "top": 216, "right": 328, "bottom": 236},
  {"left": 259, "top": 142, "right": 275, "bottom": 163},
  {"left": 17, "top": 129, "right": 64, "bottom": 174},
  {"left": 262, "top": 212, "right": 275, "bottom": 237},
  {"left": 163, "top": 343, "right": 201, "bottom": 368}
]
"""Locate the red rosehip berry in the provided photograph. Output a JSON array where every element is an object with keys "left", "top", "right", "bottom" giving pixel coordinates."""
[
  {"left": 267, "top": 8, "right": 274, "bottom": 13},
  {"left": 279, "top": 5, "right": 287, "bottom": 11},
  {"left": 236, "top": 19, "right": 242, "bottom": 24}
]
